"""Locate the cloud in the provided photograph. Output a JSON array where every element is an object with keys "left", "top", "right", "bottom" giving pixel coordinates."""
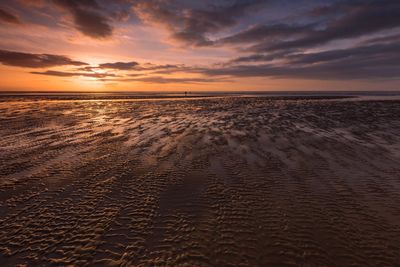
[
  {"left": 95, "top": 61, "right": 186, "bottom": 72},
  {"left": 142, "top": 63, "right": 183, "bottom": 70},
  {"left": 130, "top": 0, "right": 400, "bottom": 54},
  {"left": 253, "top": 0, "right": 400, "bottom": 52},
  {"left": 30, "top": 70, "right": 117, "bottom": 78},
  {"left": 98, "top": 61, "right": 139, "bottom": 70},
  {"left": 17, "top": 0, "right": 45, "bottom": 8},
  {"left": 0, "top": 8, "right": 21, "bottom": 24},
  {"left": 197, "top": 41, "right": 400, "bottom": 80},
  {"left": 133, "top": 0, "right": 265, "bottom": 46},
  {"left": 219, "top": 23, "right": 312, "bottom": 45},
  {"left": 362, "top": 33, "right": 400, "bottom": 45},
  {"left": 229, "top": 51, "right": 292, "bottom": 63},
  {"left": 72, "top": 8, "right": 113, "bottom": 38},
  {"left": 231, "top": 40, "right": 400, "bottom": 65},
  {"left": 198, "top": 63, "right": 400, "bottom": 80},
  {"left": 171, "top": 31, "right": 213, "bottom": 47},
  {"left": 288, "top": 43, "right": 400, "bottom": 65},
  {"left": 0, "top": 49, "right": 88, "bottom": 68},
  {"left": 53, "top": 0, "right": 113, "bottom": 38}
]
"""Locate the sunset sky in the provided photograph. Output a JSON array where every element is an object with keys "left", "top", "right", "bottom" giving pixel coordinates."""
[{"left": 0, "top": 0, "right": 399, "bottom": 91}]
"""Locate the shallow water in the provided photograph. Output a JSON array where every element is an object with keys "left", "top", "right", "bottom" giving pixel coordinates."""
[{"left": 0, "top": 96, "right": 400, "bottom": 266}]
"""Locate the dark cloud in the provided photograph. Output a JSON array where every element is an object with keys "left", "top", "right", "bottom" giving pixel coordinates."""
[
  {"left": 133, "top": 0, "right": 265, "bottom": 46},
  {"left": 254, "top": 0, "right": 400, "bottom": 52},
  {"left": 198, "top": 41, "right": 400, "bottom": 80},
  {"left": 53, "top": 0, "right": 113, "bottom": 38},
  {"left": 230, "top": 51, "right": 293, "bottom": 63},
  {"left": 137, "top": 63, "right": 187, "bottom": 72},
  {"left": 52, "top": 0, "right": 101, "bottom": 12},
  {"left": 199, "top": 62, "right": 400, "bottom": 80},
  {"left": 98, "top": 61, "right": 139, "bottom": 70},
  {"left": 229, "top": 37, "right": 400, "bottom": 66},
  {"left": 0, "top": 49, "right": 88, "bottom": 68},
  {"left": 171, "top": 31, "right": 213, "bottom": 47},
  {"left": 127, "top": 73, "right": 144, "bottom": 77},
  {"left": 31, "top": 70, "right": 117, "bottom": 78},
  {"left": 72, "top": 8, "right": 112, "bottom": 38},
  {"left": 0, "top": 8, "right": 21, "bottom": 24},
  {"left": 144, "top": 63, "right": 182, "bottom": 69},
  {"left": 130, "top": 0, "right": 400, "bottom": 49},
  {"left": 288, "top": 43, "right": 400, "bottom": 65},
  {"left": 219, "top": 23, "right": 312, "bottom": 45},
  {"left": 131, "top": 0, "right": 400, "bottom": 55},
  {"left": 95, "top": 61, "right": 186, "bottom": 72}
]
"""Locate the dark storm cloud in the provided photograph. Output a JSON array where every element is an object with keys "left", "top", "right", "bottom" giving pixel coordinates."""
[
  {"left": 131, "top": 0, "right": 400, "bottom": 49},
  {"left": 181, "top": 0, "right": 264, "bottom": 33},
  {"left": 31, "top": 70, "right": 117, "bottom": 78},
  {"left": 0, "top": 49, "right": 88, "bottom": 68},
  {"left": 133, "top": 0, "right": 266, "bottom": 46},
  {"left": 0, "top": 8, "right": 21, "bottom": 24},
  {"left": 253, "top": 0, "right": 400, "bottom": 52},
  {"left": 53, "top": 0, "right": 113, "bottom": 38},
  {"left": 201, "top": 0, "right": 400, "bottom": 81}
]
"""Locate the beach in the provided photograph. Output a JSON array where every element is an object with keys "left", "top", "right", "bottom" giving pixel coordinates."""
[{"left": 0, "top": 95, "right": 400, "bottom": 266}]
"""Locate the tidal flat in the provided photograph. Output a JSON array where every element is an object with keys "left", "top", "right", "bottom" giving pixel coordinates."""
[{"left": 0, "top": 95, "right": 400, "bottom": 266}]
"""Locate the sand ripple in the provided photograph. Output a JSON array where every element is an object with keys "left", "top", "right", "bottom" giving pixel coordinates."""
[{"left": 0, "top": 97, "right": 400, "bottom": 266}]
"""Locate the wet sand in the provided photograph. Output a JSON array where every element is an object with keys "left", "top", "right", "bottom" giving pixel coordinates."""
[{"left": 0, "top": 96, "right": 400, "bottom": 266}]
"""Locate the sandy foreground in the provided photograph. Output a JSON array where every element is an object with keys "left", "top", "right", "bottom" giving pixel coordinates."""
[{"left": 0, "top": 96, "right": 400, "bottom": 266}]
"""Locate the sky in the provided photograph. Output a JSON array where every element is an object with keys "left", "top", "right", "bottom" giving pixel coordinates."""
[{"left": 0, "top": 0, "right": 399, "bottom": 91}]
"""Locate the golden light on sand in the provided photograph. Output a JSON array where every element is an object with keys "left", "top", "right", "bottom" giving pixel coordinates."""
[{"left": 1, "top": 93, "right": 400, "bottom": 266}]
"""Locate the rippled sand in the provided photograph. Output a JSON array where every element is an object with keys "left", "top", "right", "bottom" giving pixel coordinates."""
[{"left": 0, "top": 96, "right": 400, "bottom": 266}]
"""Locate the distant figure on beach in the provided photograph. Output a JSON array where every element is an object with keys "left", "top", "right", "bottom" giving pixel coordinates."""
[{"left": 184, "top": 91, "right": 187, "bottom": 97}]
